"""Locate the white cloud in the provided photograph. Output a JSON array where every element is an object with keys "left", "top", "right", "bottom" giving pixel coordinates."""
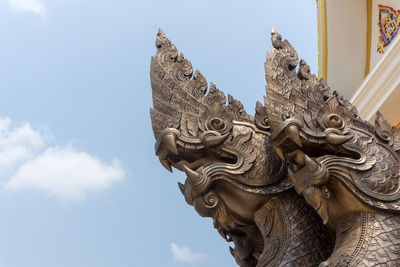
[
  {"left": 171, "top": 243, "right": 206, "bottom": 263},
  {"left": 8, "top": 0, "right": 47, "bottom": 18},
  {"left": 6, "top": 146, "right": 125, "bottom": 201},
  {"left": 0, "top": 117, "right": 46, "bottom": 173},
  {"left": 0, "top": 117, "right": 125, "bottom": 201}
]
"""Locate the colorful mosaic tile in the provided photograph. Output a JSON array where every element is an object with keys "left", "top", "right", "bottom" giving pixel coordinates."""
[{"left": 378, "top": 5, "right": 400, "bottom": 54}]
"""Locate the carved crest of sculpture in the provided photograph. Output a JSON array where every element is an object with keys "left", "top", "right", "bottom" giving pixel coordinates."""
[{"left": 150, "top": 28, "right": 400, "bottom": 266}]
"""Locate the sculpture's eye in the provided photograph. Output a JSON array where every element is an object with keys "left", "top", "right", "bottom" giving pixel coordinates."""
[
  {"left": 323, "top": 113, "right": 344, "bottom": 129},
  {"left": 380, "top": 131, "right": 391, "bottom": 142},
  {"left": 208, "top": 117, "right": 226, "bottom": 132}
]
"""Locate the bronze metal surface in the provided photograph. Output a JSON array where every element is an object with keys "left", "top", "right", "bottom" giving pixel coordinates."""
[
  {"left": 261, "top": 29, "right": 400, "bottom": 265},
  {"left": 149, "top": 29, "right": 400, "bottom": 266}
]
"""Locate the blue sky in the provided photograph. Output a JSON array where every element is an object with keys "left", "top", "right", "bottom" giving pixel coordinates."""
[{"left": 0, "top": 1, "right": 317, "bottom": 266}]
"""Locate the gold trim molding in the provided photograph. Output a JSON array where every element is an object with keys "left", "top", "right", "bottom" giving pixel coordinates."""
[
  {"left": 365, "top": 0, "right": 372, "bottom": 77},
  {"left": 317, "top": 0, "right": 328, "bottom": 80}
]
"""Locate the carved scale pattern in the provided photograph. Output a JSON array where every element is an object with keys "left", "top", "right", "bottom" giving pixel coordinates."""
[
  {"left": 150, "top": 30, "right": 343, "bottom": 267},
  {"left": 321, "top": 212, "right": 400, "bottom": 266},
  {"left": 254, "top": 192, "right": 333, "bottom": 266}
]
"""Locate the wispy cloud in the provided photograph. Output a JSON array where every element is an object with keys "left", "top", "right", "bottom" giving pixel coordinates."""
[
  {"left": 171, "top": 243, "right": 206, "bottom": 263},
  {"left": 6, "top": 146, "right": 125, "bottom": 201},
  {"left": 0, "top": 117, "right": 125, "bottom": 201},
  {"left": 8, "top": 0, "right": 47, "bottom": 18}
]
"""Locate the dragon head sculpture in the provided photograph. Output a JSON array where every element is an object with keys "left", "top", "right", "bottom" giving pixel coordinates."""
[
  {"left": 150, "top": 29, "right": 288, "bottom": 233},
  {"left": 150, "top": 29, "right": 333, "bottom": 266},
  {"left": 261, "top": 29, "right": 400, "bottom": 266}
]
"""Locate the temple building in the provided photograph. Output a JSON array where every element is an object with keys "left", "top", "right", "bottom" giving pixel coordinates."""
[{"left": 316, "top": 0, "right": 400, "bottom": 128}]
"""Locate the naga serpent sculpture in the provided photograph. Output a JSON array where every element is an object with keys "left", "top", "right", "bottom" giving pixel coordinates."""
[
  {"left": 261, "top": 30, "right": 400, "bottom": 266},
  {"left": 150, "top": 29, "right": 400, "bottom": 266},
  {"left": 150, "top": 29, "right": 333, "bottom": 267}
]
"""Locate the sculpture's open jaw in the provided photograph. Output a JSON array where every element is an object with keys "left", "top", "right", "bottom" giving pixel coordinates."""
[
  {"left": 155, "top": 127, "right": 236, "bottom": 172},
  {"left": 215, "top": 220, "right": 259, "bottom": 243},
  {"left": 270, "top": 119, "right": 356, "bottom": 163},
  {"left": 214, "top": 220, "right": 234, "bottom": 242}
]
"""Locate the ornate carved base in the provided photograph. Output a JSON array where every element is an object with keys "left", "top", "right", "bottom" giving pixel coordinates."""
[{"left": 321, "top": 212, "right": 400, "bottom": 266}]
